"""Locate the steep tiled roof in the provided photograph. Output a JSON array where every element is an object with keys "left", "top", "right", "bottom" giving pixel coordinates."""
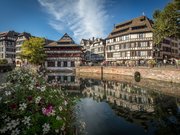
[
  {"left": 18, "top": 32, "right": 31, "bottom": 39},
  {"left": 57, "top": 33, "right": 75, "bottom": 44},
  {"left": 107, "top": 16, "right": 153, "bottom": 39},
  {"left": 45, "top": 33, "right": 81, "bottom": 47},
  {"left": 0, "top": 31, "right": 19, "bottom": 37}
]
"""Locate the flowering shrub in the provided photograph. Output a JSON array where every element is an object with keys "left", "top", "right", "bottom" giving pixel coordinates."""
[{"left": 0, "top": 68, "right": 78, "bottom": 135}]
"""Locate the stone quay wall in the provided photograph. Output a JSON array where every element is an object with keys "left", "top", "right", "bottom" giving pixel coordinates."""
[{"left": 76, "top": 66, "right": 180, "bottom": 83}]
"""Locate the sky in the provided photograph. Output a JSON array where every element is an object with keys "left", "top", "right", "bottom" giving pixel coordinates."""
[{"left": 0, "top": 0, "right": 171, "bottom": 43}]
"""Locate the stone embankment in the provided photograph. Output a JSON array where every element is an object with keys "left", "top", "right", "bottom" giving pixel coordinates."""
[{"left": 76, "top": 66, "right": 180, "bottom": 83}]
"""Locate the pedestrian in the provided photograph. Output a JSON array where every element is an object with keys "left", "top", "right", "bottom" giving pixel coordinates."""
[
  {"left": 163, "top": 59, "right": 167, "bottom": 67},
  {"left": 175, "top": 59, "right": 179, "bottom": 69}
]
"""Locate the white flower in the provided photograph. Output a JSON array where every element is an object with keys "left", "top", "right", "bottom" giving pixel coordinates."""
[
  {"left": 7, "top": 119, "right": 20, "bottom": 130},
  {"left": 29, "top": 85, "right": 34, "bottom": 90},
  {"left": 19, "top": 103, "right": 27, "bottom": 111},
  {"left": 51, "top": 109, "right": 56, "bottom": 116},
  {"left": 35, "top": 96, "right": 41, "bottom": 104},
  {"left": 55, "top": 129, "right": 59, "bottom": 133},
  {"left": 42, "top": 123, "right": 50, "bottom": 134},
  {"left": 59, "top": 106, "right": 63, "bottom": 111},
  {"left": 56, "top": 116, "right": 62, "bottom": 121},
  {"left": 64, "top": 101, "right": 68, "bottom": 106},
  {"left": 5, "top": 91, "right": 11, "bottom": 96},
  {"left": 11, "top": 128, "right": 20, "bottom": 135},
  {"left": 61, "top": 124, "right": 65, "bottom": 131},
  {"left": 0, "top": 127, "right": 7, "bottom": 133},
  {"left": 22, "top": 116, "right": 31, "bottom": 126},
  {"left": 5, "top": 116, "right": 11, "bottom": 122},
  {"left": 40, "top": 86, "right": 46, "bottom": 92}
]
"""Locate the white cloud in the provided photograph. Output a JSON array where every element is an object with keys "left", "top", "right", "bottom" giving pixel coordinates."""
[{"left": 38, "top": 0, "right": 110, "bottom": 42}]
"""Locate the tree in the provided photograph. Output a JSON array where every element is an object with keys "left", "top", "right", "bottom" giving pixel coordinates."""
[
  {"left": 153, "top": 0, "right": 180, "bottom": 44},
  {"left": 21, "top": 37, "right": 46, "bottom": 65}
]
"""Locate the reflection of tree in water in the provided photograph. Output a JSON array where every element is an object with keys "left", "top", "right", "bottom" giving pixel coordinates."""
[
  {"left": 152, "top": 93, "right": 180, "bottom": 135},
  {"left": 82, "top": 79, "right": 180, "bottom": 134}
]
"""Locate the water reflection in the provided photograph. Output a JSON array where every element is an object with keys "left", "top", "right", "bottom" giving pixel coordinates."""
[{"left": 46, "top": 73, "right": 180, "bottom": 135}]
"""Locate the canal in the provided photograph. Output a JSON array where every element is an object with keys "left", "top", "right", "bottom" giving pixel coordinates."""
[{"left": 46, "top": 72, "right": 180, "bottom": 135}]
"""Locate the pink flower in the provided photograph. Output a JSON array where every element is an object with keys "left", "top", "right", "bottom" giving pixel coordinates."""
[
  {"left": 10, "top": 103, "right": 17, "bottom": 110},
  {"left": 27, "top": 96, "right": 32, "bottom": 102},
  {"left": 42, "top": 105, "right": 54, "bottom": 116}
]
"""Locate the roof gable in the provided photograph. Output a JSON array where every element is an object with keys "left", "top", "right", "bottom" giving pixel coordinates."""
[{"left": 57, "top": 33, "right": 75, "bottom": 44}]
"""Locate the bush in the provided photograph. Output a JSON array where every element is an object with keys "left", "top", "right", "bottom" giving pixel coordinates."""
[
  {"left": 0, "top": 59, "right": 8, "bottom": 65},
  {"left": 147, "top": 59, "right": 156, "bottom": 67},
  {"left": 0, "top": 68, "right": 78, "bottom": 135}
]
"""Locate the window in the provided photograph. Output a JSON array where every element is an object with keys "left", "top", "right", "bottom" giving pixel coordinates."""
[
  {"left": 108, "top": 46, "right": 114, "bottom": 51},
  {"left": 71, "top": 76, "right": 75, "bottom": 82},
  {"left": 140, "top": 51, "right": 147, "bottom": 56},
  {"left": 131, "top": 51, "right": 136, "bottom": 57},
  {"left": 126, "top": 43, "right": 130, "bottom": 48},
  {"left": 0, "top": 53, "right": 3, "bottom": 58},
  {"left": 132, "top": 25, "right": 147, "bottom": 30},
  {"left": 138, "top": 33, "right": 145, "bottom": 39},
  {"left": 98, "top": 48, "right": 100, "bottom": 52},
  {"left": 64, "top": 61, "right": 67, "bottom": 67},
  {"left": 57, "top": 61, "right": 61, "bottom": 67},
  {"left": 131, "top": 43, "right": 135, "bottom": 48},
  {"left": 0, "top": 47, "right": 3, "bottom": 52},
  {"left": 47, "top": 61, "right": 55, "bottom": 67},
  {"left": 64, "top": 76, "right": 67, "bottom": 81},
  {"left": 125, "top": 35, "right": 129, "bottom": 40},
  {"left": 121, "top": 52, "right": 126, "bottom": 57},
  {"left": 123, "top": 44, "right": 126, "bottom": 49},
  {"left": 71, "top": 61, "right": 75, "bottom": 67},
  {"left": 140, "top": 42, "right": 148, "bottom": 47},
  {"left": 18, "top": 36, "right": 24, "bottom": 39}
]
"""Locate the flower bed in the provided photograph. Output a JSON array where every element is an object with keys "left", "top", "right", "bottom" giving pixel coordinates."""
[{"left": 0, "top": 68, "right": 78, "bottom": 135}]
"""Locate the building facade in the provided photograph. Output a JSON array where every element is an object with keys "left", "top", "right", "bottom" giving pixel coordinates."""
[
  {"left": 15, "top": 32, "right": 31, "bottom": 66},
  {"left": 159, "top": 37, "right": 180, "bottom": 60},
  {"left": 0, "top": 31, "right": 19, "bottom": 63},
  {"left": 44, "top": 33, "right": 83, "bottom": 71},
  {"left": 80, "top": 38, "right": 106, "bottom": 63},
  {"left": 106, "top": 16, "right": 180, "bottom": 64}
]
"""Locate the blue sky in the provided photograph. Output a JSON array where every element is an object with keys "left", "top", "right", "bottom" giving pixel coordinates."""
[{"left": 0, "top": 0, "right": 171, "bottom": 43}]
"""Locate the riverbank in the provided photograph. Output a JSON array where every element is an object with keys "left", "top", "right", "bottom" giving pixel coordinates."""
[
  {"left": 76, "top": 72, "right": 180, "bottom": 97},
  {"left": 76, "top": 66, "right": 180, "bottom": 83}
]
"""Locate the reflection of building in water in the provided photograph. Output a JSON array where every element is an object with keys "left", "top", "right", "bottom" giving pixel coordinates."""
[
  {"left": 82, "top": 80, "right": 154, "bottom": 112},
  {"left": 46, "top": 73, "right": 82, "bottom": 94}
]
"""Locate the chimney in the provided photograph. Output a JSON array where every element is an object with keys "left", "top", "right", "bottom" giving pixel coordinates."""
[{"left": 92, "top": 37, "right": 95, "bottom": 41}]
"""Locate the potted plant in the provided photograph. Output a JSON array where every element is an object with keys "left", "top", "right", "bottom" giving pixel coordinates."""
[{"left": 147, "top": 59, "right": 156, "bottom": 68}]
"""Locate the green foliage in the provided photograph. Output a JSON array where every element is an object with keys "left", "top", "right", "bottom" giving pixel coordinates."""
[
  {"left": 21, "top": 37, "right": 46, "bottom": 65},
  {"left": 153, "top": 0, "right": 180, "bottom": 44},
  {"left": 0, "top": 59, "right": 8, "bottom": 64},
  {"left": 147, "top": 59, "right": 156, "bottom": 66}
]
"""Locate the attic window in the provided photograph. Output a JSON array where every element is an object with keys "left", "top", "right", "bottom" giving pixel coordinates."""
[
  {"left": 115, "top": 21, "right": 132, "bottom": 29},
  {"left": 111, "top": 28, "right": 129, "bottom": 35},
  {"left": 140, "top": 17, "right": 145, "bottom": 21},
  {"left": 132, "top": 25, "right": 147, "bottom": 30}
]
